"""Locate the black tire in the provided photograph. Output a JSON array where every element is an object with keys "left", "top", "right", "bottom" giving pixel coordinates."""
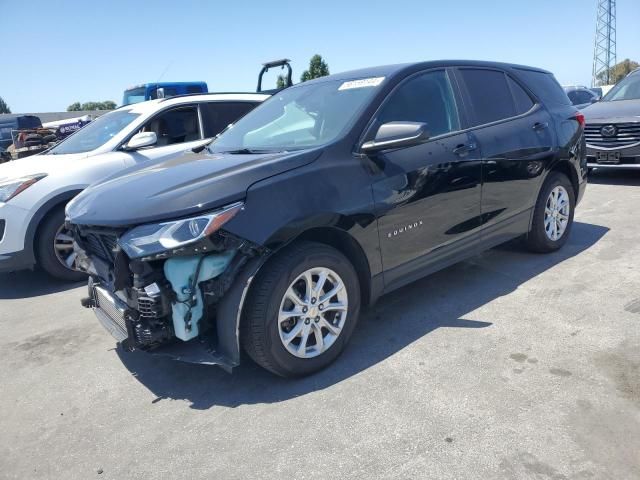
[
  {"left": 525, "top": 172, "right": 575, "bottom": 253},
  {"left": 36, "top": 206, "right": 86, "bottom": 281},
  {"left": 241, "top": 242, "right": 361, "bottom": 377}
]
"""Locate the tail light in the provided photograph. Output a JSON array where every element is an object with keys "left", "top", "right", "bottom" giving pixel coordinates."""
[{"left": 574, "top": 112, "right": 585, "bottom": 127}]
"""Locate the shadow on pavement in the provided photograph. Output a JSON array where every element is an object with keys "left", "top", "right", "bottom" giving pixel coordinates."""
[
  {"left": 114, "top": 221, "right": 609, "bottom": 409},
  {"left": 588, "top": 168, "right": 640, "bottom": 186},
  {"left": 0, "top": 269, "right": 84, "bottom": 299}
]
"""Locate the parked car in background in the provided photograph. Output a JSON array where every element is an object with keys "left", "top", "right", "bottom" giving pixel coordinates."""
[
  {"left": 0, "top": 92, "right": 268, "bottom": 280},
  {"left": 122, "top": 82, "right": 208, "bottom": 105},
  {"left": 0, "top": 115, "right": 42, "bottom": 160},
  {"left": 563, "top": 85, "right": 599, "bottom": 109},
  {"left": 67, "top": 60, "right": 586, "bottom": 378},
  {"left": 589, "top": 86, "right": 603, "bottom": 98},
  {"left": 583, "top": 68, "right": 640, "bottom": 170}
]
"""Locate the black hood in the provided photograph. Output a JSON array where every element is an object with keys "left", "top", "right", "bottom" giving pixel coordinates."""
[
  {"left": 67, "top": 148, "right": 321, "bottom": 227},
  {"left": 582, "top": 99, "right": 640, "bottom": 123}
]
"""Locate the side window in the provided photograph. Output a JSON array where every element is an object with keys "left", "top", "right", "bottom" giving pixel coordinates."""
[
  {"left": 201, "top": 102, "right": 259, "bottom": 138},
  {"left": 514, "top": 69, "right": 571, "bottom": 106},
  {"left": 142, "top": 106, "right": 200, "bottom": 146},
  {"left": 377, "top": 70, "right": 460, "bottom": 138},
  {"left": 458, "top": 69, "right": 516, "bottom": 126},
  {"left": 507, "top": 76, "right": 535, "bottom": 115},
  {"left": 567, "top": 90, "right": 580, "bottom": 105},
  {"left": 575, "top": 90, "right": 594, "bottom": 105}
]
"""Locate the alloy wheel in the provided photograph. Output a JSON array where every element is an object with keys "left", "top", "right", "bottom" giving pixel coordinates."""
[
  {"left": 278, "top": 267, "right": 348, "bottom": 359},
  {"left": 544, "top": 185, "right": 570, "bottom": 241},
  {"left": 53, "top": 224, "right": 78, "bottom": 270}
]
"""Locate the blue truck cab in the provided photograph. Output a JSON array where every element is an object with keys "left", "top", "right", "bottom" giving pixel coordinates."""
[{"left": 122, "top": 82, "right": 208, "bottom": 105}]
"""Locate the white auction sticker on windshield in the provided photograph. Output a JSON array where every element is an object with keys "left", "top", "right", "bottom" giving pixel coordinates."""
[{"left": 338, "top": 77, "right": 385, "bottom": 90}]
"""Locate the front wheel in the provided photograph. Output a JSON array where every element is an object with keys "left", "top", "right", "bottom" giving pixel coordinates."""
[
  {"left": 525, "top": 172, "right": 575, "bottom": 253},
  {"left": 36, "top": 206, "right": 86, "bottom": 281},
  {"left": 241, "top": 242, "right": 361, "bottom": 377}
]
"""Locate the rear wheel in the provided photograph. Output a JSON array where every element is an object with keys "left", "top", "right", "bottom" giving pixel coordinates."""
[
  {"left": 525, "top": 172, "right": 575, "bottom": 253},
  {"left": 241, "top": 242, "right": 361, "bottom": 377},
  {"left": 36, "top": 207, "right": 86, "bottom": 281}
]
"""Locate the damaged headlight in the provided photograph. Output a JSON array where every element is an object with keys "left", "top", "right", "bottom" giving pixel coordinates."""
[{"left": 118, "top": 202, "right": 243, "bottom": 259}]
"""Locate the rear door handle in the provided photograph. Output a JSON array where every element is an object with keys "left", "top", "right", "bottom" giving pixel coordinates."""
[
  {"left": 453, "top": 142, "right": 477, "bottom": 156},
  {"left": 533, "top": 122, "right": 549, "bottom": 131}
]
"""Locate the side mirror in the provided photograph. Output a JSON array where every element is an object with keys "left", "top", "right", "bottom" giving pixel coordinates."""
[
  {"left": 361, "top": 122, "right": 430, "bottom": 153},
  {"left": 123, "top": 132, "right": 157, "bottom": 151},
  {"left": 590, "top": 97, "right": 600, "bottom": 104}
]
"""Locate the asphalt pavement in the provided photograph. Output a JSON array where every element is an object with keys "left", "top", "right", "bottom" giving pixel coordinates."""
[{"left": 1, "top": 170, "right": 638, "bottom": 479}]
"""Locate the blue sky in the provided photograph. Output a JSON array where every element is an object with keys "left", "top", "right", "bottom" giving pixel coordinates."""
[{"left": 1, "top": 0, "right": 638, "bottom": 112}]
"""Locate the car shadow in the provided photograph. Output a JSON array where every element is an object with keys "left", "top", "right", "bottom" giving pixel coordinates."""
[
  {"left": 0, "top": 269, "right": 85, "bottom": 299},
  {"left": 588, "top": 169, "right": 640, "bottom": 186},
  {"left": 115, "top": 221, "right": 609, "bottom": 410}
]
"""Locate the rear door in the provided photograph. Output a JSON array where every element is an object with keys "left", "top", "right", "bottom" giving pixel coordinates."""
[
  {"left": 370, "top": 69, "right": 483, "bottom": 288},
  {"left": 454, "top": 68, "right": 554, "bottom": 241}
]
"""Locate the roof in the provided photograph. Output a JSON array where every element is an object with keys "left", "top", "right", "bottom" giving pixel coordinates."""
[
  {"left": 298, "top": 60, "right": 552, "bottom": 86},
  {"left": 122, "top": 92, "right": 270, "bottom": 114}
]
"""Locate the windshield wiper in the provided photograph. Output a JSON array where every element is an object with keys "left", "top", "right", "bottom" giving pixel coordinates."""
[{"left": 219, "top": 148, "right": 279, "bottom": 154}]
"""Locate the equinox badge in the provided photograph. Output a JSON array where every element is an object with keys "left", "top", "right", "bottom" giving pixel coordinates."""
[{"left": 388, "top": 220, "right": 424, "bottom": 238}]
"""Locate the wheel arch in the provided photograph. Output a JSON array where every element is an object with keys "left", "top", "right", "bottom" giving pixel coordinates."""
[
  {"left": 27, "top": 190, "right": 83, "bottom": 260},
  {"left": 547, "top": 159, "right": 579, "bottom": 200},
  {"left": 216, "top": 225, "right": 374, "bottom": 370},
  {"left": 288, "top": 227, "right": 373, "bottom": 307}
]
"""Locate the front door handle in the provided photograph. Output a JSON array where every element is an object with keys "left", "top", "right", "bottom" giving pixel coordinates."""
[
  {"left": 533, "top": 122, "right": 549, "bottom": 131},
  {"left": 453, "top": 142, "right": 477, "bottom": 157}
]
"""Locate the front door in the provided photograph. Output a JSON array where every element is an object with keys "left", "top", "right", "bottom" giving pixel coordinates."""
[
  {"left": 369, "top": 69, "right": 482, "bottom": 289},
  {"left": 123, "top": 105, "right": 205, "bottom": 167}
]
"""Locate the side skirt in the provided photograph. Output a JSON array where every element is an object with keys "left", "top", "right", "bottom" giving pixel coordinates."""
[{"left": 381, "top": 208, "right": 532, "bottom": 296}]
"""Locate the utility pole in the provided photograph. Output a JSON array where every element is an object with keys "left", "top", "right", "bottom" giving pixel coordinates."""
[{"left": 592, "top": 0, "right": 617, "bottom": 86}]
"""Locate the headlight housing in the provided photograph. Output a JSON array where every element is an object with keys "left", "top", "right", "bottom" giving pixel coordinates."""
[
  {"left": 0, "top": 174, "right": 47, "bottom": 203},
  {"left": 118, "top": 202, "right": 244, "bottom": 259}
]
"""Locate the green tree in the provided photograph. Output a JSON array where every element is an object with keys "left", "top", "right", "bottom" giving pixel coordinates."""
[
  {"left": 596, "top": 58, "right": 640, "bottom": 85},
  {"left": 276, "top": 74, "right": 287, "bottom": 89},
  {"left": 81, "top": 102, "right": 101, "bottom": 111},
  {"left": 0, "top": 97, "right": 12, "bottom": 114},
  {"left": 300, "top": 54, "right": 330, "bottom": 82},
  {"left": 68, "top": 101, "right": 117, "bottom": 111}
]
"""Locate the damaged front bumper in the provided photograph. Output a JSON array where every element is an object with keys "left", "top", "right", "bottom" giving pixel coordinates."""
[{"left": 75, "top": 227, "right": 267, "bottom": 372}]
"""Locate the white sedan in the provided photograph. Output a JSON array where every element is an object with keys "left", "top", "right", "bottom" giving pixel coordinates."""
[{"left": 0, "top": 93, "right": 268, "bottom": 280}]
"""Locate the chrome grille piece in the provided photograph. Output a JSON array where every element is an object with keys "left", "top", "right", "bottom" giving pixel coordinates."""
[{"left": 585, "top": 122, "right": 640, "bottom": 148}]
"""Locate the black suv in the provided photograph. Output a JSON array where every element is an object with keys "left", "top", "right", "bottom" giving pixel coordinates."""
[
  {"left": 67, "top": 61, "right": 587, "bottom": 377},
  {"left": 583, "top": 68, "right": 640, "bottom": 169}
]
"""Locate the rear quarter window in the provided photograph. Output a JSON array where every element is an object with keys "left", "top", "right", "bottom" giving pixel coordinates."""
[
  {"left": 507, "top": 77, "right": 535, "bottom": 115},
  {"left": 514, "top": 69, "right": 571, "bottom": 106}
]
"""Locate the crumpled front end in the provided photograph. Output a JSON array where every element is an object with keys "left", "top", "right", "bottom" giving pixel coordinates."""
[{"left": 72, "top": 224, "right": 265, "bottom": 371}]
